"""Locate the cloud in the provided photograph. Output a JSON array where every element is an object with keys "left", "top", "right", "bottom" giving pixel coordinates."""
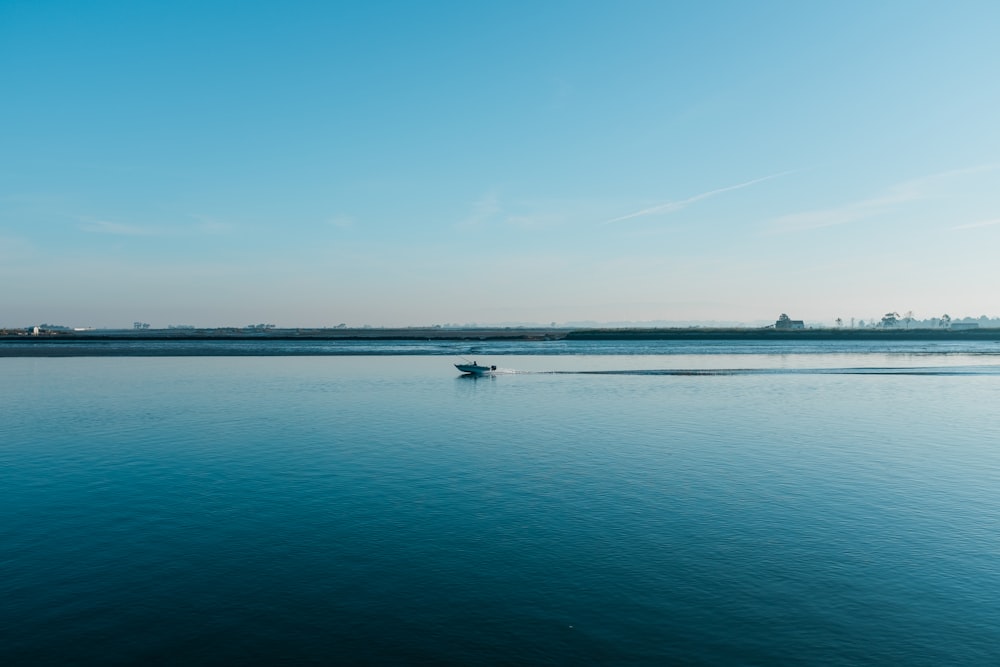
[
  {"left": 504, "top": 213, "right": 565, "bottom": 230},
  {"left": 951, "top": 217, "right": 1000, "bottom": 231},
  {"left": 918, "top": 162, "right": 1000, "bottom": 182},
  {"left": 191, "top": 215, "right": 236, "bottom": 234},
  {"left": 79, "top": 220, "right": 162, "bottom": 236},
  {"left": 768, "top": 163, "right": 1000, "bottom": 234},
  {"left": 456, "top": 191, "right": 501, "bottom": 229},
  {"left": 327, "top": 215, "right": 356, "bottom": 229},
  {"left": 79, "top": 216, "right": 238, "bottom": 237},
  {"left": 601, "top": 171, "right": 793, "bottom": 226},
  {"left": 767, "top": 189, "right": 919, "bottom": 233}
]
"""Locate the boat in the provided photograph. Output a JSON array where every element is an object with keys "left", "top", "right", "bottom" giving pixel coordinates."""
[{"left": 455, "top": 362, "right": 496, "bottom": 375}]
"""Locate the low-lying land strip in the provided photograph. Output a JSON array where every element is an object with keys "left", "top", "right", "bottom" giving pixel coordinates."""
[{"left": 3, "top": 326, "right": 1000, "bottom": 346}]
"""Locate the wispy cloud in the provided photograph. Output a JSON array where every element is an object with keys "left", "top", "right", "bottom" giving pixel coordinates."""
[
  {"left": 601, "top": 171, "right": 793, "bottom": 226},
  {"left": 79, "top": 216, "right": 237, "bottom": 237},
  {"left": 456, "top": 191, "right": 501, "bottom": 229},
  {"left": 327, "top": 215, "right": 356, "bottom": 229},
  {"left": 504, "top": 213, "right": 565, "bottom": 230},
  {"left": 767, "top": 189, "right": 919, "bottom": 233},
  {"left": 951, "top": 217, "right": 1000, "bottom": 231},
  {"left": 79, "top": 220, "right": 162, "bottom": 236},
  {"left": 191, "top": 215, "right": 236, "bottom": 234},
  {"left": 768, "top": 163, "right": 1000, "bottom": 234},
  {"left": 920, "top": 162, "right": 1000, "bottom": 181}
]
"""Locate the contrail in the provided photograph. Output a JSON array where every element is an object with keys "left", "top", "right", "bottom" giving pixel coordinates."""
[{"left": 602, "top": 171, "right": 793, "bottom": 225}]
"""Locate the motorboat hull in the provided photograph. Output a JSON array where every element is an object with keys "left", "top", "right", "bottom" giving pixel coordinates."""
[{"left": 455, "top": 363, "right": 495, "bottom": 375}]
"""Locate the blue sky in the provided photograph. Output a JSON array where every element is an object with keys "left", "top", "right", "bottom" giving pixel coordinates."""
[{"left": 2, "top": 0, "right": 999, "bottom": 328}]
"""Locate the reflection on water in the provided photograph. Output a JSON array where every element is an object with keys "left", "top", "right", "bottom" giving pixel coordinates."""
[{"left": 2, "top": 348, "right": 1000, "bottom": 664}]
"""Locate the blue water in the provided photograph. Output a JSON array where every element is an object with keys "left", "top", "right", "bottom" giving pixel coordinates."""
[
  {"left": 3, "top": 343, "right": 1000, "bottom": 664},
  {"left": 4, "top": 336, "right": 1000, "bottom": 357}
]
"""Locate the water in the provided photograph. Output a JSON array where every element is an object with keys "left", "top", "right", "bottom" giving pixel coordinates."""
[
  {"left": 4, "top": 336, "right": 1000, "bottom": 357},
  {"left": 3, "top": 342, "right": 1000, "bottom": 664}
]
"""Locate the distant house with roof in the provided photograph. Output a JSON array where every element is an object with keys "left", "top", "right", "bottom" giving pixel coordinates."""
[{"left": 774, "top": 313, "right": 805, "bottom": 330}]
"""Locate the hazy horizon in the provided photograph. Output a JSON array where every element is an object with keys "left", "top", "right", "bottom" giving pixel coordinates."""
[
  {"left": 13, "top": 314, "right": 1000, "bottom": 332},
  {"left": 3, "top": 1, "right": 998, "bottom": 328}
]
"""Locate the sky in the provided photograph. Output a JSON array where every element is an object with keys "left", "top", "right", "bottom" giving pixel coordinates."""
[{"left": 2, "top": 0, "right": 999, "bottom": 328}]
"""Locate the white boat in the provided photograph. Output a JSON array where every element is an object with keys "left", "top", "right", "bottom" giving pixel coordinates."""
[{"left": 455, "top": 362, "right": 496, "bottom": 375}]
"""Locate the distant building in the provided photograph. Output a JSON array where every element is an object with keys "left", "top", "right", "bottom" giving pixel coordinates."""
[{"left": 774, "top": 314, "right": 805, "bottom": 330}]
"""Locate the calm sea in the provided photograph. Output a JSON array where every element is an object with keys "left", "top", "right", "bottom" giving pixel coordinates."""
[{"left": 3, "top": 340, "right": 1000, "bottom": 664}]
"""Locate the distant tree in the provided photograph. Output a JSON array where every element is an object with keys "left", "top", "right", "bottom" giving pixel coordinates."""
[
  {"left": 881, "top": 312, "right": 900, "bottom": 328},
  {"left": 940, "top": 314, "right": 951, "bottom": 328},
  {"left": 835, "top": 317, "right": 843, "bottom": 328},
  {"left": 903, "top": 311, "right": 914, "bottom": 329},
  {"left": 777, "top": 313, "right": 791, "bottom": 325}
]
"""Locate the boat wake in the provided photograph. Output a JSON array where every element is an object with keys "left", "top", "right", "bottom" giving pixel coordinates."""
[
  {"left": 549, "top": 365, "right": 1000, "bottom": 376},
  {"left": 456, "top": 361, "right": 1000, "bottom": 377}
]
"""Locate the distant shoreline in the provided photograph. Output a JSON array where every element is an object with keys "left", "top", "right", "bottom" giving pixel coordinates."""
[
  {"left": 564, "top": 327, "right": 1000, "bottom": 341},
  {"left": 3, "top": 326, "right": 1000, "bottom": 343},
  {"left": 3, "top": 326, "right": 999, "bottom": 358}
]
